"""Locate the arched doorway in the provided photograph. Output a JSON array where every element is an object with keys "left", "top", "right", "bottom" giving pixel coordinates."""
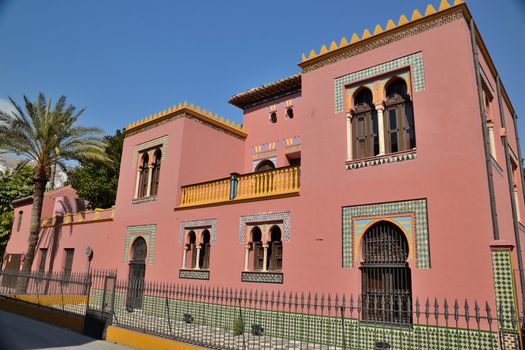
[
  {"left": 255, "top": 159, "right": 275, "bottom": 172},
  {"left": 360, "top": 221, "right": 411, "bottom": 324},
  {"left": 126, "top": 237, "right": 147, "bottom": 309},
  {"left": 268, "top": 226, "right": 282, "bottom": 271}
]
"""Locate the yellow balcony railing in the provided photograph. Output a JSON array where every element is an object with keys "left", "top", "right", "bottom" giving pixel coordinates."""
[
  {"left": 180, "top": 178, "right": 231, "bottom": 207},
  {"left": 179, "top": 166, "right": 300, "bottom": 207},
  {"left": 236, "top": 166, "right": 300, "bottom": 200}
]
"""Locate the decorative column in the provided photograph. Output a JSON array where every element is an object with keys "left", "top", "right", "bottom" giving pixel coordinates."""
[
  {"left": 146, "top": 164, "right": 154, "bottom": 197},
  {"left": 195, "top": 246, "right": 202, "bottom": 270},
  {"left": 487, "top": 121, "right": 496, "bottom": 159},
  {"left": 490, "top": 242, "right": 521, "bottom": 349},
  {"left": 244, "top": 244, "right": 251, "bottom": 271},
  {"left": 376, "top": 104, "right": 386, "bottom": 155},
  {"left": 346, "top": 113, "right": 353, "bottom": 161},
  {"left": 182, "top": 246, "right": 188, "bottom": 269},
  {"left": 134, "top": 168, "right": 142, "bottom": 198},
  {"left": 262, "top": 243, "right": 269, "bottom": 272}
]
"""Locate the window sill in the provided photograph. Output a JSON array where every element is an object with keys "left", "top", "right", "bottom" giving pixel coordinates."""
[
  {"left": 241, "top": 271, "right": 283, "bottom": 284},
  {"left": 179, "top": 269, "right": 209, "bottom": 280},
  {"left": 132, "top": 196, "right": 157, "bottom": 205},
  {"left": 346, "top": 149, "right": 416, "bottom": 170}
]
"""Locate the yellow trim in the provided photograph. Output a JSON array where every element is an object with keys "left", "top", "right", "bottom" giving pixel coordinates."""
[
  {"left": 106, "top": 326, "right": 206, "bottom": 350},
  {"left": 0, "top": 297, "right": 84, "bottom": 332},
  {"left": 7, "top": 295, "right": 87, "bottom": 305}
]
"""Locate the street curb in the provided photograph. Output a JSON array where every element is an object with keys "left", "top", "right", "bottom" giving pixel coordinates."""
[{"left": 106, "top": 326, "right": 207, "bottom": 350}]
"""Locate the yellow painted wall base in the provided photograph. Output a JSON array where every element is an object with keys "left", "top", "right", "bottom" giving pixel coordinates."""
[
  {"left": 106, "top": 326, "right": 206, "bottom": 350},
  {"left": 0, "top": 296, "right": 84, "bottom": 332},
  {"left": 8, "top": 294, "right": 87, "bottom": 305}
]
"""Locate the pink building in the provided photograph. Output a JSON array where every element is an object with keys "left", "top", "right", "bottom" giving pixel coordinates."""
[{"left": 4, "top": 0, "right": 525, "bottom": 335}]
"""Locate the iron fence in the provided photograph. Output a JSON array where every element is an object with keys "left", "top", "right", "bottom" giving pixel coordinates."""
[
  {"left": 0, "top": 269, "right": 112, "bottom": 316},
  {"left": 104, "top": 278, "right": 522, "bottom": 350},
  {"left": 0, "top": 268, "right": 523, "bottom": 350}
]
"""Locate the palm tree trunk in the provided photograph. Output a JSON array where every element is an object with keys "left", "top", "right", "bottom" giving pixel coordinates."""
[{"left": 17, "top": 176, "right": 47, "bottom": 292}]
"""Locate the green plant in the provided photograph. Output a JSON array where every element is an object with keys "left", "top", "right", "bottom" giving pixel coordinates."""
[{"left": 233, "top": 316, "right": 245, "bottom": 336}]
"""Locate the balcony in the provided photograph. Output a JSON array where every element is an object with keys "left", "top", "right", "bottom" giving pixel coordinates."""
[{"left": 179, "top": 166, "right": 300, "bottom": 208}]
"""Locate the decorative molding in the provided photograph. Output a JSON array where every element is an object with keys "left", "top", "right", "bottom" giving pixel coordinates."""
[
  {"left": 239, "top": 212, "right": 291, "bottom": 243},
  {"left": 342, "top": 199, "right": 430, "bottom": 268},
  {"left": 253, "top": 150, "right": 277, "bottom": 160},
  {"left": 123, "top": 225, "right": 156, "bottom": 264},
  {"left": 346, "top": 150, "right": 417, "bottom": 170},
  {"left": 131, "top": 196, "right": 157, "bottom": 205},
  {"left": 241, "top": 271, "right": 283, "bottom": 284},
  {"left": 335, "top": 53, "right": 424, "bottom": 113},
  {"left": 179, "top": 219, "right": 217, "bottom": 244},
  {"left": 179, "top": 269, "right": 210, "bottom": 280},
  {"left": 302, "top": 10, "right": 463, "bottom": 73},
  {"left": 133, "top": 135, "right": 168, "bottom": 167}
]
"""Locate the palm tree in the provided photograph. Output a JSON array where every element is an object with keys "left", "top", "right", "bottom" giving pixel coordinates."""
[{"left": 0, "top": 93, "right": 109, "bottom": 278}]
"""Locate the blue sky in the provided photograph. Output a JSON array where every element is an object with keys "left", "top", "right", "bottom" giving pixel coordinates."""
[{"left": 1, "top": 0, "right": 524, "bottom": 143}]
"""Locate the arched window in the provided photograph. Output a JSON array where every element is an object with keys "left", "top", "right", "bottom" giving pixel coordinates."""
[
  {"left": 138, "top": 153, "right": 149, "bottom": 198},
  {"left": 187, "top": 231, "right": 197, "bottom": 269},
  {"left": 251, "top": 227, "right": 264, "bottom": 271},
  {"left": 361, "top": 221, "right": 412, "bottom": 324},
  {"left": 255, "top": 159, "right": 275, "bottom": 172},
  {"left": 268, "top": 226, "right": 283, "bottom": 271},
  {"left": 127, "top": 236, "right": 147, "bottom": 309},
  {"left": 384, "top": 79, "right": 415, "bottom": 153},
  {"left": 199, "top": 230, "right": 211, "bottom": 270},
  {"left": 352, "top": 88, "right": 378, "bottom": 159},
  {"left": 150, "top": 149, "right": 162, "bottom": 196},
  {"left": 286, "top": 107, "right": 294, "bottom": 119}
]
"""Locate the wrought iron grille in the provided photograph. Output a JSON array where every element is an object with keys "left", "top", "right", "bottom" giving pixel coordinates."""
[{"left": 361, "top": 221, "right": 412, "bottom": 324}]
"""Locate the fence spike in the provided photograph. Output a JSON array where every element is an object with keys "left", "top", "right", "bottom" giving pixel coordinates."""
[
  {"left": 474, "top": 300, "right": 481, "bottom": 323},
  {"left": 415, "top": 297, "right": 421, "bottom": 319},
  {"left": 444, "top": 298, "right": 449, "bottom": 320},
  {"left": 464, "top": 299, "right": 470, "bottom": 322},
  {"left": 454, "top": 299, "right": 459, "bottom": 321},
  {"left": 434, "top": 297, "right": 439, "bottom": 320},
  {"left": 357, "top": 294, "right": 362, "bottom": 314},
  {"left": 425, "top": 297, "right": 430, "bottom": 319},
  {"left": 485, "top": 301, "right": 492, "bottom": 324}
]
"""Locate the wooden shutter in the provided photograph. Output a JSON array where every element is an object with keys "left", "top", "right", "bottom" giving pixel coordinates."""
[
  {"left": 253, "top": 242, "right": 264, "bottom": 271},
  {"left": 203, "top": 243, "right": 211, "bottom": 269},
  {"left": 190, "top": 244, "right": 197, "bottom": 269},
  {"left": 271, "top": 241, "right": 283, "bottom": 271},
  {"left": 63, "top": 249, "right": 74, "bottom": 277}
]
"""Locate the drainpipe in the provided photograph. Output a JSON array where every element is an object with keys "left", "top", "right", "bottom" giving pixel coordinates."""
[
  {"left": 497, "top": 76, "right": 525, "bottom": 314},
  {"left": 469, "top": 19, "right": 500, "bottom": 240}
]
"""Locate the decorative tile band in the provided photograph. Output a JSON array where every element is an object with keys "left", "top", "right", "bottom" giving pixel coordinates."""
[
  {"left": 239, "top": 212, "right": 291, "bottom": 242},
  {"left": 241, "top": 271, "right": 283, "bottom": 284},
  {"left": 179, "top": 219, "right": 217, "bottom": 244},
  {"left": 179, "top": 269, "right": 210, "bottom": 280},
  {"left": 132, "top": 135, "right": 168, "bottom": 167},
  {"left": 491, "top": 249, "right": 519, "bottom": 331},
  {"left": 124, "top": 225, "right": 156, "bottom": 264},
  {"left": 343, "top": 199, "right": 430, "bottom": 268},
  {"left": 335, "top": 52, "right": 425, "bottom": 113},
  {"left": 346, "top": 151, "right": 416, "bottom": 170}
]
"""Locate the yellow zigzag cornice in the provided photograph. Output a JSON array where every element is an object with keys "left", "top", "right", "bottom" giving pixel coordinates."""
[
  {"left": 125, "top": 101, "right": 247, "bottom": 137},
  {"left": 300, "top": 0, "right": 462, "bottom": 64}
]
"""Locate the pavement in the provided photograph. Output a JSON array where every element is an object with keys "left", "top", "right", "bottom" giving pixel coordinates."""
[{"left": 0, "top": 309, "right": 132, "bottom": 350}]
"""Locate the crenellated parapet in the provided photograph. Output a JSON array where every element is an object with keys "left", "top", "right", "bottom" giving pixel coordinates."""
[
  {"left": 300, "top": 0, "right": 463, "bottom": 68},
  {"left": 124, "top": 101, "right": 247, "bottom": 138}
]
